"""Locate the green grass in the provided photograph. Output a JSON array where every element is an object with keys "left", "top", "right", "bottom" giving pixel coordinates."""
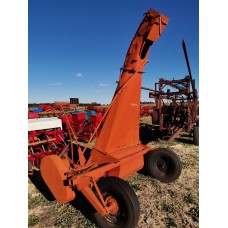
[
  {"left": 161, "top": 202, "right": 178, "bottom": 213},
  {"left": 163, "top": 217, "right": 177, "bottom": 227},
  {"left": 183, "top": 194, "right": 196, "bottom": 204},
  {"left": 167, "top": 189, "right": 176, "bottom": 198},
  {"left": 187, "top": 207, "right": 199, "bottom": 222},
  {"left": 28, "top": 194, "right": 54, "bottom": 209},
  {"left": 28, "top": 215, "right": 39, "bottom": 227}
]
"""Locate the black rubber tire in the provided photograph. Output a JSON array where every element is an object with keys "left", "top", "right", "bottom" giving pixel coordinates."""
[
  {"left": 92, "top": 176, "right": 140, "bottom": 228},
  {"left": 145, "top": 148, "right": 182, "bottom": 183},
  {"left": 193, "top": 126, "right": 199, "bottom": 145}
]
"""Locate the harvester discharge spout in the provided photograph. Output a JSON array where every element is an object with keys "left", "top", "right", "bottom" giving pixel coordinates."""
[{"left": 92, "top": 9, "right": 169, "bottom": 155}]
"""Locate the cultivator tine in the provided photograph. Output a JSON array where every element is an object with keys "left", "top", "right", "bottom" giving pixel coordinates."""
[
  {"left": 182, "top": 39, "right": 195, "bottom": 92},
  {"left": 58, "top": 144, "right": 69, "bottom": 158},
  {"left": 168, "top": 127, "right": 184, "bottom": 143}
]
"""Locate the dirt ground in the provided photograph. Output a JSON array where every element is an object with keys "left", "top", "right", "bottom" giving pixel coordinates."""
[{"left": 28, "top": 116, "right": 199, "bottom": 227}]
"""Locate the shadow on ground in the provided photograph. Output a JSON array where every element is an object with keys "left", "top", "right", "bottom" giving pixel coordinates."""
[
  {"left": 139, "top": 123, "right": 194, "bottom": 145},
  {"left": 175, "top": 136, "right": 194, "bottom": 144},
  {"left": 29, "top": 169, "right": 98, "bottom": 226},
  {"left": 139, "top": 124, "right": 160, "bottom": 144},
  {"left": 29, "top": 170, "right": 55, "bottom": 201}
]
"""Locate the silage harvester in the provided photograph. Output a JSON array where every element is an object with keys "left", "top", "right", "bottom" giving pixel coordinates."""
[{"left": 30, "top": 9, "right": 182, "bottom": 228}]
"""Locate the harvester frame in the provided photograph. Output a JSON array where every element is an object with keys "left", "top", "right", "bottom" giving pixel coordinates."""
[{"left": 37, "top": 9, "right": 182, "bottom": 228}]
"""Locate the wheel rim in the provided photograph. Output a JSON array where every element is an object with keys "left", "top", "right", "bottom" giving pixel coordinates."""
[
  {"left": 102, "top": 193, "right": 126, "bottom": 224},
  {"left": 156, "top": 158, "right": 168, "bottom": 173},
  {"left": 154, "top": 157, "right": 172, "bottom": 176},
  {"left": 105, "top": 196, "right": 119, "bottom": 216}
]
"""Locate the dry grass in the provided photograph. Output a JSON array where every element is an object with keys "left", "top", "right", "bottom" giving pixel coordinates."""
[{"left": 28, "top": 117, "right": 199, "bottom": 228}]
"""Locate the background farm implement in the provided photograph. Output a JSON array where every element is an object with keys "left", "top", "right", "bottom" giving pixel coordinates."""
[
  {"left": 145, "top": 40, "right": 199, "bottom": 144},
  {"left": 28, "top": 105, "right": 104, "bottom": 171},
  {"left": 28, "top": 117, "right": 68, "bottom": 171}
]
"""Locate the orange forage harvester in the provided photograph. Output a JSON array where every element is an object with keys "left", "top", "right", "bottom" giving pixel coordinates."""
[{"left": 40, "top": 9, "right": 181, "bottom": 228}]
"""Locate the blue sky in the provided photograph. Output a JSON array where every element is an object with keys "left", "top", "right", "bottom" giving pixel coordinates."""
[{"left": 29, "top": 0, "right": 199, "bottom": 104}]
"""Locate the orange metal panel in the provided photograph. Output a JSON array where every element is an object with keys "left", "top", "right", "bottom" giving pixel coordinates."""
[
  {"left": 71, "top": 146, "right": 152, "bottom": 185},
  {"left": 40, "top": 155, "right": 76, "bottom": 204},
  {"left": 108, "top": 155, "right": 144, "bottom": 179}
]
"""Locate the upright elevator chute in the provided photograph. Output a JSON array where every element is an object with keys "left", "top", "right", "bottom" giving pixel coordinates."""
[{"left": 92, "top": 9, "right": 169, "bottom": 155}]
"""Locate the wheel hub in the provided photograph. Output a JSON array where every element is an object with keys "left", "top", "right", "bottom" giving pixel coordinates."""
[
  {"left": 105, "top": 196, "right": 119, "bottom": 216},
  {"left": 157, "top": 158, "right": 168, "bottom": 173}
]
